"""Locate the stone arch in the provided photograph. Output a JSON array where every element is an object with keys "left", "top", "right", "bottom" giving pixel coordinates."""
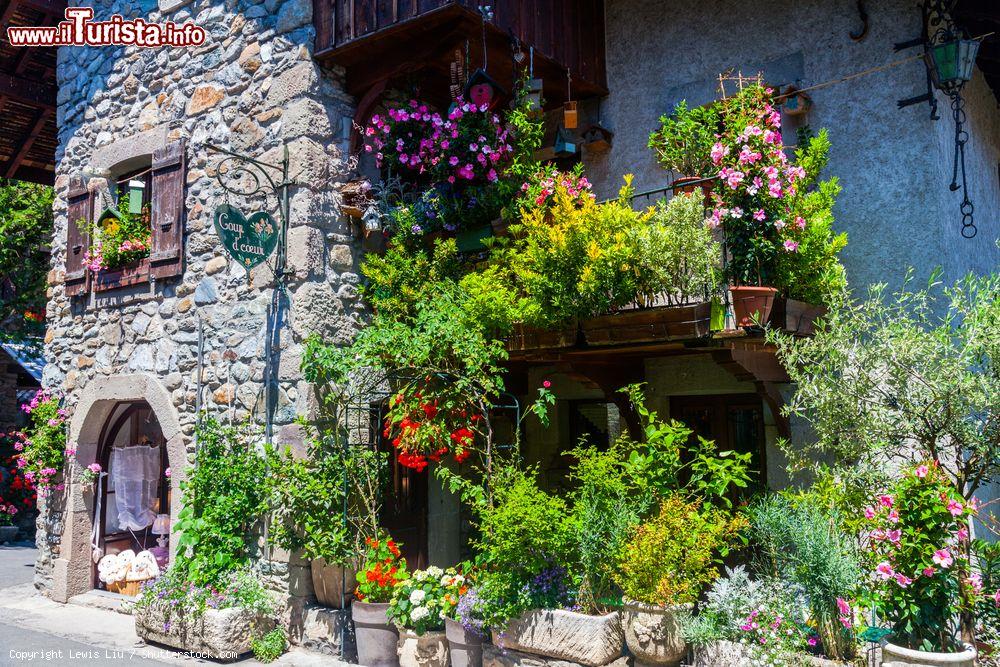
[{"left": 50, "top": 373, "right": 186, "bottom": 602}]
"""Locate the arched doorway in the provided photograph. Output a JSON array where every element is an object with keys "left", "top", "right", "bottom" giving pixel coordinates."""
[{"left": 92, "top": 401, "right": 171, "bottom": 592}]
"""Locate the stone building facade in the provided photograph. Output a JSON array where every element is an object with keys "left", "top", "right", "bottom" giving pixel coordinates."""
[
  {"left": 39, "top": 0, "right": 361, "bottom": 622},
  {"left": 34, "top": 0, "right": 999, "bottom": 647}
]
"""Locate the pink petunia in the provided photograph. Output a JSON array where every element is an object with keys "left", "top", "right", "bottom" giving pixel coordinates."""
[
  {"left": 894, "top": 573, "right": 912, "bottom": 587},
  {"left": 783, "top": 240, "right": 799, "bottom": 252},
  {"left": 923, "top": 567, "right": 936, "bottom": 577},
  {"left": 947, "top": 499, "right": 964, "bottom": 516},
  {"left": 879, "top": 495, "right": 894, "bottom": 508},
  {"left": 887, "top": 529, "right": 901, "bottom": 544},
  {"left": 863, "top": 506, "right": 876, "bottom": 519},
  {"left": 915, "top": 464, "right": 929, "bottom": 478}
]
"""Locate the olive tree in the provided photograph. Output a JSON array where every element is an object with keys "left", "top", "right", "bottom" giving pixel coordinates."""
[{"left": 769, "top": 270, "right": 1000, "bottom": 508}]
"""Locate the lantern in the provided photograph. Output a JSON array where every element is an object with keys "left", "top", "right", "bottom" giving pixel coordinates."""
[{"left": 925, "top": 38, "right": 980, "bottom": 93}]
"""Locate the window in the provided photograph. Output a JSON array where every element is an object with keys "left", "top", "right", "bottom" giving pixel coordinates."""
[{"left": 64, "top": 140, "right": 187, "bottom": 296}]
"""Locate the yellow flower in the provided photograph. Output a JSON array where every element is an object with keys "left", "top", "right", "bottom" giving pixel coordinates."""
[{"left": 102, "top": 219, "right": 121, "bottom": 236}]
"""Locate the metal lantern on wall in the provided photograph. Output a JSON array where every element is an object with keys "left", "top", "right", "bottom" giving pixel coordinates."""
[{"left": 925, "top": 38, "right": 980, "bottom": 93}]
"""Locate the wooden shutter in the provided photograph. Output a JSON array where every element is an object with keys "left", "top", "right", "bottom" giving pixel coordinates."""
[
  {"left": 149, "top": 139, "right": 186, "bottom": 280},
  {"left": 65, "top": 176, "right": 91, "bottom": 297}
]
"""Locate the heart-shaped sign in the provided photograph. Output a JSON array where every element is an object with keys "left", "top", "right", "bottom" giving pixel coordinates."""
[{"left": 213, "top": 204, "right": 279, "bottom": 276}]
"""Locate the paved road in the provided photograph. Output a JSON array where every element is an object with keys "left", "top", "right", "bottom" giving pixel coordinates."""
[{"left": 0, "top": 543, "right": 168, "bottom": 666}]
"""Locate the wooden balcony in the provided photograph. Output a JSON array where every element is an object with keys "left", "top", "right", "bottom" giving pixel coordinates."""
[{"left": 313, "top": 0, "right": 607, "bottom": 108}]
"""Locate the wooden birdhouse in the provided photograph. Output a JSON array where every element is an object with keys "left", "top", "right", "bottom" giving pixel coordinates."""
[
  {"left": 526, "top": 78, "right": 544, "bottom": 113},
  {"left": 781, "top": 86, "right": 813, "bottom": 116},
  {"left": 582, "top": 124, "right": 614, "bottom": 152},
  {"left": 127, "top": 179, "right": 145, "bottom": 215},
  {"left": 464, "top": 69, "right": 506, "bottom": 110},
  {"left": 553, "top": 126, "right": 578, "bottom": 158},
  {"left": 563, "top": 101, "right": 578, "bottom": 129}
]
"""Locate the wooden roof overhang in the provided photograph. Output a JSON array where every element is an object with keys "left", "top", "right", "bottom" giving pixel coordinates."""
[
  {"left": 954, "top": 0, "right": 1000, "bottom": 101},
  {"left": 313, "top": 0, "right": 608, "bottom": 133},
  {"left": 504, "top": 330, "right": 793, "bottom": 441},
  {"left": 0, "top": 0, "right": 63, "bottom": 185}
]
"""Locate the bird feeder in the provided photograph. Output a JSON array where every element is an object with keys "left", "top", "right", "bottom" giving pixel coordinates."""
[{"left": 127, "top": 180, "right": 145, "bottom": 215}]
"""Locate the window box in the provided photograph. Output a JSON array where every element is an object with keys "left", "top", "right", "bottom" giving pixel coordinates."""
[
  {"left": 92, "top": 258, "right": 151, "bottom": 293},
  {"left": 134, "top": 605, "right": 273, "bottom": 661},
  {"left": 580, "top": 302, "right": 712, "bottom": 346}
]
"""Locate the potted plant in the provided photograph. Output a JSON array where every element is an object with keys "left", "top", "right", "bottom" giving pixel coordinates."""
[
  {"left": 353, "top": 535, "right": 409, "bottom": 667},
  {"left": 708, "top": 83, "right": 844, "bottom": 327},
  {"left": 448, "top": 586, "right": 487, "bottom": 667},
  {"left": 77, "top": 192, "right": 152, "bottom": 291},
  {"left": 860, "top": 462, "right": 978, "bottom": 666},
  {"left": 11, "top": 389, "right": 66, "bottom": 495},
  {"left": 614, "top": 493, "right": 745, "bottom": 667},
  {"left": 577, "top": 191, "right": 720, "bottom": 345},
  {"left": 387, "top": 566, "right": 465, "bottom": 667},
  {"left": 267, "top": 437, "right": 387, "bottom": 608},
  {"left": 648, "top": 100, "right": 719, "bottom": 197},
  {"left": 0, "top": 506, "right": 18, "bottom": 543}
]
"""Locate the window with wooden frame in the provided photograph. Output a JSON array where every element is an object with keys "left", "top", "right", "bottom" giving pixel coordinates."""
[{"left": 64, "top": 140, "right": 186, "bottom": 296}]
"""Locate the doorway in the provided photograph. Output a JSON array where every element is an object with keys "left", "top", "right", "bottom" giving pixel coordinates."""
[{"left": 93, "top": 401, "right": 170, "bottom": 591}]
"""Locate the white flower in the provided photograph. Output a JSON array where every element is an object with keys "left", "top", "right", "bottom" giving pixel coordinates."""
[
  {"left": 426, "top": 566, "right": 443, "bottom": 578},
  {"left": 411, "top": 606, "right": 430, "bottom": 622},
  {"left": 409, "top": 589, "right": 426, "bottom": 605},
  {"left": 440, "top": 575, "right": 453, "bottom": 587}
]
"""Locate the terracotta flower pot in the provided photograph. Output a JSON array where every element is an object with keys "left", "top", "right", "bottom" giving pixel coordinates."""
[
  {"left": 353, "top": 600, "right": 399, "bottom": 667},
  {"left": 311, "top": 558, "right": 357, "bottom": 609},
  {"left": 881, "top": 642, "right": 976, "bottom": 667},
  {"left": 398, "top": 628, "right": 449, "bottom": 667},
  {"left": 670, "top": 176, "right": 715, "bottom": 206},
  {"left": 622, "top": 600, "right": 691, "bottom": 667},
  {"left": 729, "top": 286, "right": 778, "bottom": 328},
  {"left": 446, "top": 617, "right": 483, "bottom": 667}
]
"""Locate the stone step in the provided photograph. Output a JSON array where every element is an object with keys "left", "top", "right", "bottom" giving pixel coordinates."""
[{"left": 68, "top": 589, "right": 133, "bottom": 615}]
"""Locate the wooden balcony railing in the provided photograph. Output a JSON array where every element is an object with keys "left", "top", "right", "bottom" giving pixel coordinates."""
[{"left": 313, "top": 0, "right": 607, "bottom": 104}]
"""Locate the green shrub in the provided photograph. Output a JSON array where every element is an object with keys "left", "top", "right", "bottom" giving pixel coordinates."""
[
  {"left": 747, "top": 495, "right": 858, "bottom": 658},
  {"left": 648, "top": 100, "right": 719, "bottom": 176},
  {"left": 173, "top": 419, "right": 268, "bottom": 586},
  {"left": 251, "top": 627, "right": 287, "bottom": 663},
  {"left": 614, "top": 493, "right": 746, "bottom": 606}
]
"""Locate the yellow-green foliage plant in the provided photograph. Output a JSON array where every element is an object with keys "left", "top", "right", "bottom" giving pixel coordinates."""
[{"left": 615, "top": 492, "right": 746, "bottom": 606}]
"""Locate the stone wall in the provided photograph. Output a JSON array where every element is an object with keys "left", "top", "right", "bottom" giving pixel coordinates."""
[
  {"left": 41, "top": 0, "right": 360, "bottom": 611},
  {"left": 591, "top": 0, "right": 999, "bottom": 291}
]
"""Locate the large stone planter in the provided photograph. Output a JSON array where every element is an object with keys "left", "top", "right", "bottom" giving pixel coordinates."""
[
  {"left": 353, "top": 600, "right": 399, "bottom": 667},
  {"left": 690, "top": 640, "right": 754, "bottom": 667},
  {"left": 0, "top": 526, "right": 18, "bottom": 543},
  {"left": 493, "top": 609, "right": 623, "bottom": 667},
  {"left": 134, "top": 605, "right": 273, "bottom": 661},
  {"left": 446, "top": 617, "right": 483, "bottom": 667},
  {"left": 311, "top": 558, "right": 357, "bottom": 608},
  {"left": 622, "top": 600, "right": 690, "bottom": 666},
  {"left": 882, "top": 642, "right": 976, "bottom": 667},
  {"left": 398, "top": 628, "right": 449, "bottom": 667}
]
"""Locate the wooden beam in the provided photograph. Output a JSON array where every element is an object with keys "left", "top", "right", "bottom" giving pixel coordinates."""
[
  {"left": 0, "top": 72, "right": 55, "bottom": 108},
  {"left": 7, "top": 165, "right": 53, "bottom": 185},
  {"left": 4, "top": 107, "right": 52, "bottom": 178},
  {"left": 16, "top": 0, "right": 66, "bottom": 16}
]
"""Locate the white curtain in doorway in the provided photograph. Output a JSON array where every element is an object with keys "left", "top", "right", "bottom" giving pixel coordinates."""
[{"left": 110, "top": 445, "right": 161, "bottom": 531}]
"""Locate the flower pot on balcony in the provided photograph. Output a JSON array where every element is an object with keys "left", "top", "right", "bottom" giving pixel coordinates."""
[
  {"left": 670, "top": 176, "right": 714, "bottom": 206},
  {"left": 622, "top": 600, "right": 690, "bottom": 667},
  {"left": 311, "top": 559, "right": 357, "bottom": 609},
  {"left": 493, "top": 608, "right": 623, "bottom": 667},
  {"left": 398, "top": 629, "right": 449, "bottom": 667},
  {"left": 353, "top": 600, "right": 398, "bottom": 667},
  {"left": 768, "top": 296, "right": 827, "bottom": 336},
  {"left": 446, "top": 617, "right": 483, "bottom": 667},
  {"left": 507, "top": 321, "right": 579, "bottom": 352},
  {"left": 581, "top": 303, "right": 712, "bottom": 346},
  {"left": 729, "top": 286, "right": 778, "bottom": 328},
  {"left": 881, "top": 642, "right": 976, "bottom": 667}
]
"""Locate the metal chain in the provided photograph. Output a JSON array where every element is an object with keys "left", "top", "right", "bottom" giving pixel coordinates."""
[{"left": 949, "top": 94, "right": 977, "bottom": 238}]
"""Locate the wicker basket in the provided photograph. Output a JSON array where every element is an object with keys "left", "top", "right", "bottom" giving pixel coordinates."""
[{"left": 106, "top": 578, "right": 147, "bottom": 596}]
